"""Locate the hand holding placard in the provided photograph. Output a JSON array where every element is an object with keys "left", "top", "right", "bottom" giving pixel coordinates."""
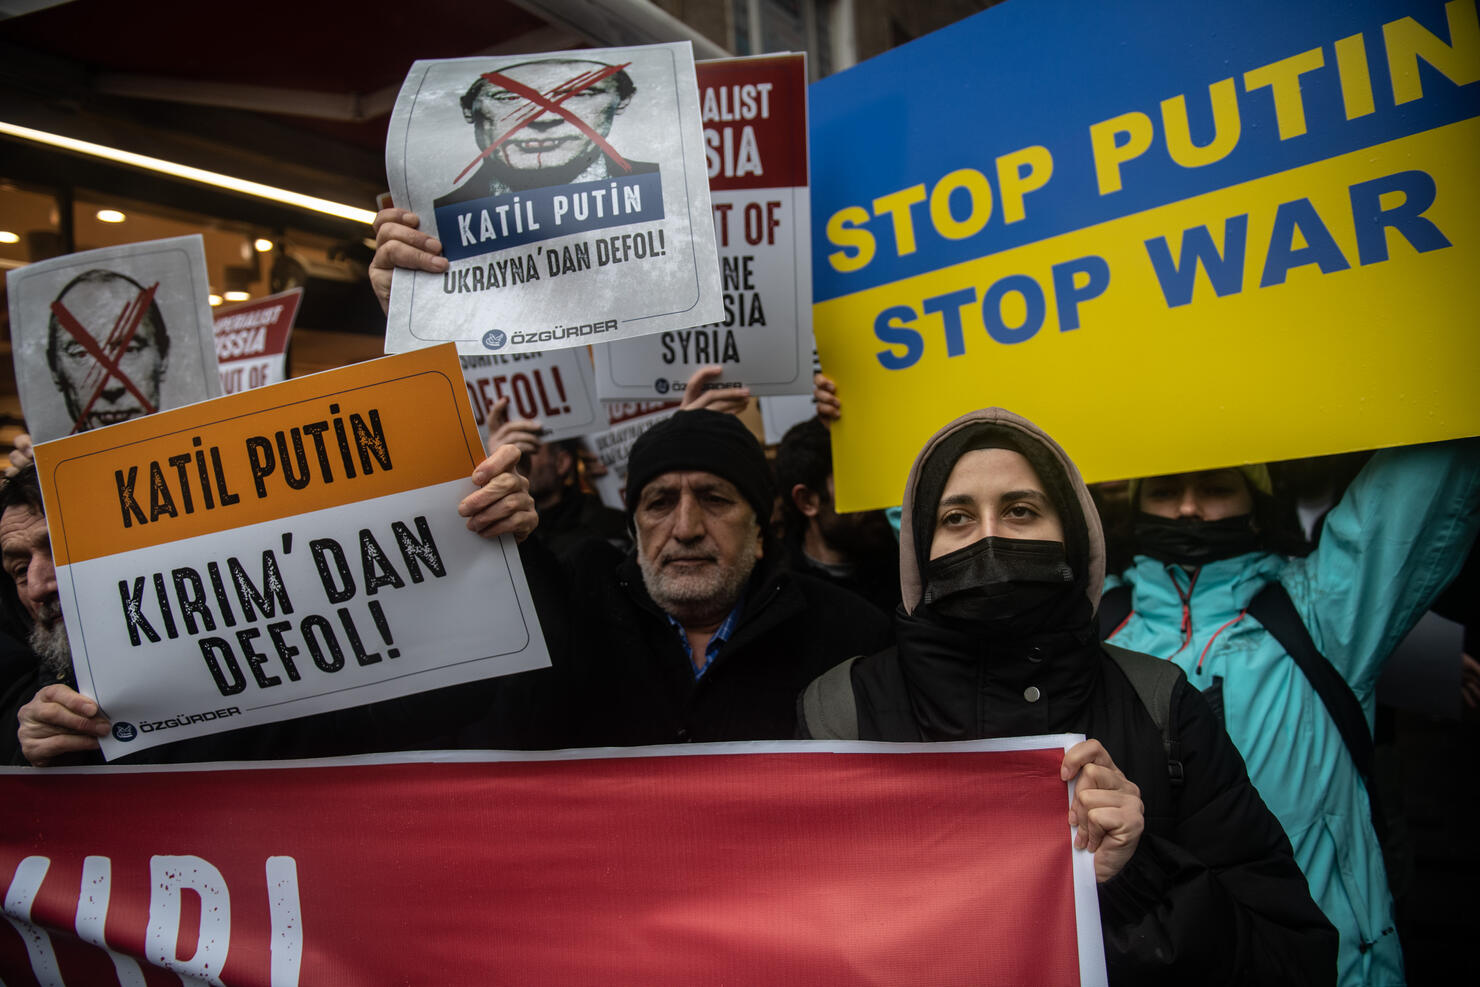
[
  {"left": 484, "top": 396, "right": 544, "bottom": 458},
  {"left": 459, "top": 443, "right": 537, "bottom": 542},
  {"left": 1062, "top": 738, "right": 1145, "bottom": 884},
  {"left": 17, "top": 683, "right": 110, "bottom": 766},
  {"left": 679, "top": 365, "right": 752, "bottom": 415},
  {"left": 370, "top": 208, "right": 448, "bottom": 316},
  {"left": 811, "top": 372, "right": 839, "bottom": 428}
]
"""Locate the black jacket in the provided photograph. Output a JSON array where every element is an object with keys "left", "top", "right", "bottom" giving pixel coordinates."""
[
  {"left": 462, "top": 537, "right": 892, "bottom": 749},
  {"left": 784, "top": 538, "right": 899, "bottom": 617},
  {"left": 1, "top": 662, "right": 53, "bottom": 766},
  {"left": 535, "top": 488, "right": 631, "bottom": 563},
  {"left": 824, "top": 640, "right": 1337, "bottom": 985}
]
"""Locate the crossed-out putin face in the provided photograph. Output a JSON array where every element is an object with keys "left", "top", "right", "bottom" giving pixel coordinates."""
[
  {"left": 465, "top": 59, "right": 632, "bottom": 175},
  {"left": 46, "top": 271, "right": 166, "bottom": 433}
]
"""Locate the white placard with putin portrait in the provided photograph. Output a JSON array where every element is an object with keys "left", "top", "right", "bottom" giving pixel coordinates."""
[
  {"left": 384, "top": 43, "right": 723, "bottom": 357},
  {"left": 6, "top": 234, "right": 223, "bottom": 445}
]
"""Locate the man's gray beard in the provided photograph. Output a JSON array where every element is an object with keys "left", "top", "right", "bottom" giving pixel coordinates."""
[
  {"left": 29, "top": 617, "right": 73, "bottom": 681},
  {"left": 638, "top": 545, "right": 758, "bottom": 626}
]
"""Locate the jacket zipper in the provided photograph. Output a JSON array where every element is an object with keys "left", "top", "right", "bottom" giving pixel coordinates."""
[{"left": 1167, "top": 564, "right": 1200, "bottom": 659}]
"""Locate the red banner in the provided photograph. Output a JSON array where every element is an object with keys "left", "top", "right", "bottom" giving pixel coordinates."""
[{"left": 1, "top": 742, "right": 1101, "bottom": 985}]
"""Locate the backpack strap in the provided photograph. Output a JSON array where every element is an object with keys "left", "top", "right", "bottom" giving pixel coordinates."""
[
  {"left": 1097, "top": 584, "right": 1134, "bottom": 640},
  {"left": 1104, "top": 643, "right": 1184, "bottom": 787},
  {"left": 1245, "top": 582, "right": 1385, "bottom": 840},
  {"left": 800, "top": 657, "right": 862, "bottom": 740}
]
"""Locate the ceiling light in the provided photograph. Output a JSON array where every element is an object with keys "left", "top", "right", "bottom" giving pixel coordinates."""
[
  {"left": 254, "top": 238, "right": 274, "bottom": 253},
  {"left": 0, "top": 120, "right": 377, "bottom": 225},
  {"left": 96, "top": 209, "right": 126, "bottom": 223},
  {"left": 223, "top": 290, "right": 250, "bottom": 302},
  {"left": 209, "top": 293, "right": 223, "bottom": 306},
  {"left": 0, "top": 231, "right": 18, "bottom": 244}
]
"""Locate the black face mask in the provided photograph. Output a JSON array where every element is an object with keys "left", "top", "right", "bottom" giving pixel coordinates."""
[
  {"left": 1132, "top": 512, "right": 1261, "bottom": 567},
  {"left": 920, "top": 537, "right": 1074, "bottom": 628}
]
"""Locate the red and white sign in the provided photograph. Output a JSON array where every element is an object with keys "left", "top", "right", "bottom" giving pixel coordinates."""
[
  {"left": 588, "top": 401, "right": 679, "bottom": 509},
  {"left": 596, "top": 53, "right": 814, "bottom": 399},
  {"left": 212, "top": 289, "right": 300, "bottom": 395},
  {"left": 1, "top": 740, "right": 1105, "bottom": 986},
  {"left": 459, "top": 347, "right": 601, "bottom": 442},
  {"left": 604, "top": 398, "right": 678, "bottom": 426}
]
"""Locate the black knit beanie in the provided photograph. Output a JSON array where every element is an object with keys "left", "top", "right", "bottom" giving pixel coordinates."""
[{"left": 625, "top": 410, "right": 774, "bottom": 524}]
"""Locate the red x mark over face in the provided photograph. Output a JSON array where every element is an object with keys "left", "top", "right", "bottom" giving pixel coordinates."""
[
  {"left": 455, "top": 62, "right": 634, "bottom": 185},
  {"left": 49, "top": 281, "right": 160, "bottom": 434}
]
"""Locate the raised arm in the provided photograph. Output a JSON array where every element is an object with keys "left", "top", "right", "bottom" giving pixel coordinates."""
[{"left": 1285, "top": 438, "right": 1480, "bottom": 695}]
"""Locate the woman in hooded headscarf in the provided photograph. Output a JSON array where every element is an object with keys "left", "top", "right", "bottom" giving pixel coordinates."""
[{"left": 799, "top": 408, "right": 1337, "bottom": 985}]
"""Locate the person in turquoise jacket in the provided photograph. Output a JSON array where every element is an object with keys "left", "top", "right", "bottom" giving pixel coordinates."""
[{"left": 1103, "top": 440, "right": 1480, "bottom": 987}]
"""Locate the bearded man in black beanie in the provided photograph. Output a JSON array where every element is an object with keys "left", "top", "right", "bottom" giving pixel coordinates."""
[{"left": 465, "top": 409, "right": 892, "bottom": 749}]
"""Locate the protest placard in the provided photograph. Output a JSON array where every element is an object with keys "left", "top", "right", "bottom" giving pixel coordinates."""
[
  {"left": 759, "top": 346, "right": 823, "bottom": 443},
  {"left": 213, "top": 288, "right": 301, "bottom": 395},
  {"left": 587, "top": 400, "right": 679, "bottom": 508},
  {"left": 460, "top": 346, "right": 601, "bottom": 442},
  {"left": 32, "top": 344, "right": 549, "bottom": 759},
  {"left": 6, "top": 235, "right": 223, "bottom": 444},
  {"left": 811, "top": 0, "right": 1480, "bottom": 510},
  {"left": 384, "top": 43, "right": 723, "bottom": 355},
  {"left": 0, "top": 738, "right": 1104, "bottom": 986},
  {"left": 761, "top": 394, "right": 817, "bottom": 445},
  {"left": 594, "top": 53, "right": 813, "bottom": 399}
]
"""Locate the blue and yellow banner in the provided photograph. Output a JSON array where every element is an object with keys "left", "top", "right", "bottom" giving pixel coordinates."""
[{"left": 811, "top": 0, "right": 1480, "bottom": 510}]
